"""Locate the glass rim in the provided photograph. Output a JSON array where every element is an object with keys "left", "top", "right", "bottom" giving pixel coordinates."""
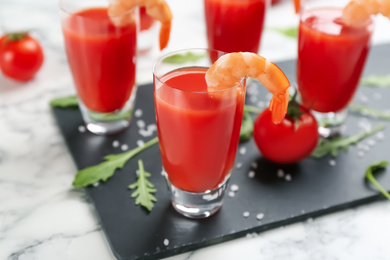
[
  {"left": 59, "top": 0, "right": 135, "bottom": 18},
  {"left": 153, "top": 48, "right": 246, "bottom": 94}
]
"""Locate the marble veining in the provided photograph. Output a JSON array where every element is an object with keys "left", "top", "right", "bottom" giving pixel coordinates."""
[{"left": 1, "top": 0, "right": 390, "bottom": 259}]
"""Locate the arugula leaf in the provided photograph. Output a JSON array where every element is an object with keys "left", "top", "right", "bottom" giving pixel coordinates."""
[
  {"left": 73, "top": 137, "right": 159, "bottom": 188},
  {"left": 350, "top": 104, "right": 390, "bottom": 120},
  {"left": 162, "top": 52, "right": 206, "bottom": 64},
  {"left": 311, "top": 124, "right": 386, "bottom": 158},
  {"left": 50, "top": 96, "right": 78, "bottom": 108},
  {"left": 269, "top": 27, "right": 298, "bottom": 38},
  {"left": 360, "top": 75, "right": 390, "bottom": 87},
  {"left": 129, "top": 160, "right": 157, "bottom": 211},
  {"left": 240, "top": 110, "right": 254, "bottom": 142},
  {"left": 365, "top": 161, "right": 390, "bottom": 200}
]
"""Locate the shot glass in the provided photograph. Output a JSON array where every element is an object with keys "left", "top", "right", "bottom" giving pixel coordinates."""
[
  {"left": 204, "top": 0, "right": 269, "bottom": 54},
  {"left": 297, "top": 0, "right": 374, "bottom": 137},
  {"left": 60, "top": 0, "right": 139, "bottom": 135},
  {"left": 153, "top": 49, "right": 246, "bottom": 218}
]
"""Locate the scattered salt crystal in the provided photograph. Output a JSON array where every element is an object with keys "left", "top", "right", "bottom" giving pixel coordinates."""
[
  {"left": 376, "top": 132, "right": 384, "bottom": 140},
  {"left": 358, "top": 151, "right": 365, "bottom": 157},
  {"left": 248, "top": 171, "right": 255, "bottom": 178},
  {"left": 112, "top": 140, "right": 120, "bottom": 148},
  {"left": 78, "top": 125, "right": 86, "bottom": 133},
  {"left": 137, "top": 120, "right": 146, "bottom": 129},
  {"left": 121, "top": 144, "right": 129, "bottom": 151},
  {"left": 93, "top": 182, "right": 99, "bottom": 187},
  {"left": 139, "top": 129, "right": 153, "bottom": 137},
  {"left": 358, "top": 118, "right": 372, "bottom": 132},
  {"left": 256, "top": 213, "right": 264, "bottom": 220},
  {"left": 230, "top": 184, "right": 239, "bottom": 192},
  {"left": 285, "top": 174, "right": 292, "bottom": 181},
  {"left": 277, "top": 169, "right": 285, "bottom": 178},
  {"left": 236, "top": 162, "right": 243, "bottom": 169},
  {"left": 228, "top": 191, "right": 235, "bottom": 198},
  {"left": 137, "top": 140, "right": 145, "bottom": 147},
  {"left": 329, "top": 160, "right": 336, "bottom": 166},
  {"left": 147, "top": 124, "right": 157, "bottom": 131},
  {"left": 251, "top": 162, "right": 258, "bottom": 169},
  {"left": 136, "top": 170, "right": 140, "bottom": 175},
  {"left": 358, "top": 93, "right": 369, "bottom": 103},
  {"left": 239, "top": 147, "right": 247, "bottom": 155},
  {"left": 163, "top": 239, "right": 169, "bottom": 246},
  {"left": 368, "top": 139, "right": 376, "bottom": 146},
  {"left": 134, "top": 109, "right": 143, "bottom": 118},
  {"left": 243, "top": 211, "right": 250, "bottom": 218},
  {"left": 301, "top": 209, "right": 306, "bottom": 214}
]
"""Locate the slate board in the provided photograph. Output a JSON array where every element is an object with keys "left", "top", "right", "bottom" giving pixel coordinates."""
[{"left": 53, "top": 43, "right": 390, "bottom": 260}]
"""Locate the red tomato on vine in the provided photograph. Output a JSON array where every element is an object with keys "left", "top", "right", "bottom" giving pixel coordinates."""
[
  {"left": 253, "top": 94, "right": 319, "bottom": 163},
  {"left": 0, "top": 32, "right": 44, "bottom": 81}
]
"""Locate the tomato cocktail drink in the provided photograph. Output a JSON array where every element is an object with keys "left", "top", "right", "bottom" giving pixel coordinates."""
[
  {"left": 204, "top": 0, "right": 267, "bottom": 54},
  {"left": 297, "top": 1, "right": 373, "bottom": 136},
  {"left": 60, "top": 0, "right": 138, "bottom": 134},
  {"left": 154, "top": 49, "right": 245, "bottom": 218}
]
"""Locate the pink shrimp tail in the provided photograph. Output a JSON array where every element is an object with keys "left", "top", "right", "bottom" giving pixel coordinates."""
[
  {"left": 269, "top": 89, "right": 289, "bottom": 124},
  {"left": 159, "top": 21, "right": 171, "bottom": 50}
]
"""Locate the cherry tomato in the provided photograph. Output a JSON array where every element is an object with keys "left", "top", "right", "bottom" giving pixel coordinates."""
[
  {"left": 0, "top": 32, "right": 44, "bottom": 81},
  {"left": 253, "top": 106, "right": 319, "bottom": 163}
]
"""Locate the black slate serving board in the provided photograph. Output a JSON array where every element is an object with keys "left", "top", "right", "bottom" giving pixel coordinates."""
[{"left": 53, "top": 43, "right": 390, "bottom": 260}]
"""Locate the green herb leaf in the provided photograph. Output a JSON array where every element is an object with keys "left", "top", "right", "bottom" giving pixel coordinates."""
[
  {"left": 311, "top": 124, "right": 386, "bottom": 158},
  {"left": 240, "top": 110, "right": 254, "bottom": 142},
  {"left": 365, "top": 161, "right": 390, "bottom": 200},
  {"left": 50, "top": 96, "right": 79, "bottom": 108},
  {"left": 162, "top": 52, "right": 206, "bottom": 64},
  {"left": 350, "top": 103, "right": 390, "bottom": 120},
  {"left": 129, "top": 160, "right": 157, "bottom": 211},
  {"left": 360, "top": 75, "right": 390, "bottom": 87},
  {"left": 269, "top": 27, "right": 298, "bottom": 38},
  {"left": 73, "top": 137, "right": 159, "bottom": 188}
]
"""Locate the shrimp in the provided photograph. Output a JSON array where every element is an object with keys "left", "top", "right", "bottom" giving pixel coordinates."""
[
  {"left": 108, "top": 0, "right": 172, "bottom": 50},
  {"left": 343, "top": 0, "right": 390, "bottom": 27},
  {"left": 205, "top": 52, "right": 290, "bottom": 124}
]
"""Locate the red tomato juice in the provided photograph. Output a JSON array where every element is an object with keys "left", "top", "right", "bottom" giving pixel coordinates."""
[
  {"left": 204, "top": 0, "right": 267, "bottom": 54},
  {"left": 297, "top": 7, "right": 373, "bottom": 113},
  {"left": 62, "top": 7, "right": 137, "bottom": 113},
  {"left": 154, "top": 67, "right": 245, "bottom": 192}
]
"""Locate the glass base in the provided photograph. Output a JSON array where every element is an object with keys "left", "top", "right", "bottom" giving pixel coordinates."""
[
  {"left": 164, "top": 171, "right": 230, "bottom": 219},
  {"left": 313, "top": 109, "right": 348, "bottom": 138},
  {"left": 79, "top": 86, "right": 138, "bottom": 135}
]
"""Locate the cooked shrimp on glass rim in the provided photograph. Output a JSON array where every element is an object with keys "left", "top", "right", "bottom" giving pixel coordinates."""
[
  {"left": 206, "top": 52, "right": 290, "bottom": 125},
  {"left": 108, "top": 0, "right": 172, "bottom": 50},
  {"left": 294, "top": 0, "right": 390, "bottom": 27}
]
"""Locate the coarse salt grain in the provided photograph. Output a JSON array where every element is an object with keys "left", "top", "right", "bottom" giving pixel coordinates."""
[
  {"left": 137, "top": 120, "right": 146, "bottom": 129},
  {"left": 93, "top": 182, "right": 99, "bottom": 187},
  {"left": 358, "top": 151, "right": 364, "bottom": 157},
  {"left": 139, "top": 129, "right": 152, "bottom": 137},
  {"left": 163, "top": 239, "right": 169, "bottom": 246},
  {"left": 368, "top": 139, "right": 376, "bottom": 146},
  {"left": 112, "top": 140, "right": 120, "bottom": 148},
  {"left": 285, "top": 174, "right": 292, "bottom": 181},
  {"left": 228, "top": 191, "right": 235, "bottom": 198},
  {"left": 376, "top": 132, "right": 384, "bottom": 140},
  {"left": 134, "top": 109, "right": 143, "bottom": 118},
  {"left": 243, "top": 211, "right": 250, "bottom": 218},
  {"left": 121, "top": 144, "right": 129, "bottom": 151},
  {"left": 256, "top": 213, "right": 264, "bottom": 220},
  {"left": 239, "top": 147, "right": 246, "bottom": 155},
  {"left": 277, "top": 169, "right": 284, "bottom": 178},
  {"left": 230, "top": 184, "right": 239, "bottom": 192},
  {"left": 248, "top": 171, "right": 255, "bottom": 178},
  {"left": 147, "top": 124, "right": 157, "bottom": 131},
  {"left": 329, "top": 160, "right": 336, "bottom": 166},
  {"left": 251, "top": 162, "right": 258, "bottom": 169},
  {"left": 78, "top": 125, "right": 86, "bottom": 133},
  {"left": 137, "top": 140, "right": 145, "bottom": 147},
  {"left": 236, "top": 162, "right": 243, "bottom": 169}
]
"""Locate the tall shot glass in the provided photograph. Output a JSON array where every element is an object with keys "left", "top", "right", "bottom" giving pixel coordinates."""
[
  {"left": 60, "top": 0, "right": 139, "bottom": 135},
  {"left": 153, "top": 49, "right": 246, "bottom": 218},
  {"left": 297, "top": 0, "right": 374, "bottom": 137}
]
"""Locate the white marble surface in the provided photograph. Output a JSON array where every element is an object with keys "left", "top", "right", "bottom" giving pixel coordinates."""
[{"left": 1, "top": 0, "right": 390, "bottom": 259}]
